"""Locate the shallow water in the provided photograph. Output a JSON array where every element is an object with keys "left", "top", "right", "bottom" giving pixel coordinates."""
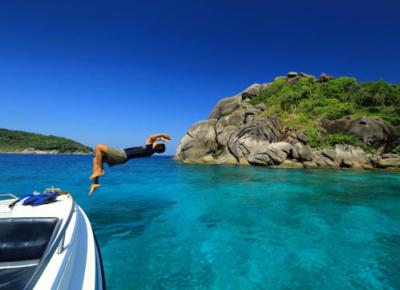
[{"left": 1, "top": 154, "right": 400, "bottom": 290}]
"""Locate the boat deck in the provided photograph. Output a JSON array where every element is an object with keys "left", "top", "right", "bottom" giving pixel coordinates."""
[
  {"left": 0, "top": 194, "right": 73, "bottom": 220},
  {"left": 0, "top": 194, "right": 75, "bottom": 290}
]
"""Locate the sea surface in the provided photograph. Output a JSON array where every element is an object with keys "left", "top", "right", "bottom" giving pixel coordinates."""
[{"left": 1, "top": 154, "right": 400, "bottom": 290}]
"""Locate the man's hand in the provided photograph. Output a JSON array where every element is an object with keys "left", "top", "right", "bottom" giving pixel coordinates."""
[
  {"left": 147, "top": 133, "right": 171, "bottom": 144},
  {"left": 160, "top": 134, "right": 171, "bottom": 142}
]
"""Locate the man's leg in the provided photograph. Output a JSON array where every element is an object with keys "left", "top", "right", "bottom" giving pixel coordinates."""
[
  {"left": 89, "top": 144, "right": 107, "bottom": 195},
  {"left": 89, "top": 177, "right": 100, "bottom": 195},
  {"left": 91, "top": 144, "right": 107, "bottom": 179}
]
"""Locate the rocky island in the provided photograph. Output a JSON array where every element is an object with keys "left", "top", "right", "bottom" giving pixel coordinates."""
[
  {"left": 0, "top": 128, "right": 93, "bottom": 154},
  {"left": 176, "top": 72, "right": 400, "bottom": 170}
]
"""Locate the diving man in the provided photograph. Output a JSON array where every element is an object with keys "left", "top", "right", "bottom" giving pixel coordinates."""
[{"left": 89, "top": 133, "right": 171, "bottom": 195}]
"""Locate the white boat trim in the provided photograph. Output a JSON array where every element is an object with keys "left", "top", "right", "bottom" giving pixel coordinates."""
[
  {"left": 24, "top": 198, "right": 75, "bottom": 289},
  {"left": 0, "top": 260, "right": 39, "bottom": 270},
  {"left": 0, "top": 193, "right": 106, "bottom": 290}
]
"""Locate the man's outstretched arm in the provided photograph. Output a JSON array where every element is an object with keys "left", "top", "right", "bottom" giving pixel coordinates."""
[{"left": 146, "top": 133, "right": 171, "bottom": 144}]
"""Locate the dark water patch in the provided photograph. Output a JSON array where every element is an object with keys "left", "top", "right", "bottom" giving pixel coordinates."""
[
  {"left": 88, "top": 197, "right": 177, "bottom": 244},
  {"left": 197, "top": 213, "right": 221, "bottom": 228}
]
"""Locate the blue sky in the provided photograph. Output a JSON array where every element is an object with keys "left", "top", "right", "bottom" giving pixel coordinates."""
[{"left": 1, "top": 0, "right": 399, "bottom": 154}]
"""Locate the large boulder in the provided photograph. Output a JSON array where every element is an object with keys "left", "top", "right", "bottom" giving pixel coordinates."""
[
  {"left": 215, "top": 113, "right": 242, "bottom": 147},
  {"left": 377, "top": 157, "right": 400, "bottom": 168},
  {"left": 242, "top": 108, "right": 260, "bottom": 124},
  {"left": 303, "top": 161, "right": 319, "bottom": 168},
  {"left": 214, "top": 113, "right": 242, "bottom": 163},
  {"left": 208, "top": 83, "right": 270, "bottom": 119},
  {"left": 287, "top": 71, "right": 299, "bottom": 78},
  {"left": 276, "top": 160, "right": 304, "bottom": 168},
  {"left": 334, "top": 144, "right": 372, "bottom": 169},
  {"left": 242, "top": 83, "right": 270, "bottom": 97},
  {"left": 320, "top": 118, "right": 350, "bottom": 134},
  {"left": 209, "top": 96, "right": 241, "bottom": 119},
  {"left": 311, "top": 151, "right": 339, "bottom": 168},
  {"left": 319, "top": 73, "right": 335, "bottom": 82},
  {"left": 293, "top": 142, "right": 313, "bottom": 161},
  {"left": 175, "top": 119, "right": 218, "bottom": 162},
  {"left": 321, "top": 149, "right": 336, "bottom": 161},
  {"left": 296, "top": 131, "right": 309, "bottom": 144},
  {"left": 247, "top": 142, "right": 293, "bottom": 166},
  {"left": 254, "top": 103, "right": 266, "bottom": 111},
  {"left": 228, "top": 117, "right": 282, "bottom": 161},
  {"left": 320, "top": 116, "right": 399, "bottom": 149},
  {"left": 347, "top": 117, "right": 398, "bottom": 147}
]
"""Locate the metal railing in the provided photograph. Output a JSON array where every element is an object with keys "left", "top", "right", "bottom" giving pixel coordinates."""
[{"left": 0, "top": 193, "right": 18, "bottom": 200}]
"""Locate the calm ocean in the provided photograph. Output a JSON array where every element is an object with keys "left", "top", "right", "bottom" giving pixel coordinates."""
[{"left": 1, "top": 154, "right": 399, "bottom": 290}]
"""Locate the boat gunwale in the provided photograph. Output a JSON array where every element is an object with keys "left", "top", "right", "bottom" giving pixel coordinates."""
[{"left": 23, "top": 199, "right": 75, "bottom": 290}]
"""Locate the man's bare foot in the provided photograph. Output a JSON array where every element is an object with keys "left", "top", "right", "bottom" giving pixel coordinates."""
[
  {"left": 89, "top": 183, "right": 101, "bottom": 195},
  {"left": 90, "top": 170, "right": 105, "bottom": 180}
]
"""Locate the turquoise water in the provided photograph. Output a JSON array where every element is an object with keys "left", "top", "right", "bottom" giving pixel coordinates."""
[{"left": 1, "top": 154, "right": 400, "bottom": 290}]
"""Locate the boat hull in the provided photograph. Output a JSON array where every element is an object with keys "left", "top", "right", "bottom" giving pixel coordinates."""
[{"left": 0, "top": 194, "right": 105, "bottom": 290}]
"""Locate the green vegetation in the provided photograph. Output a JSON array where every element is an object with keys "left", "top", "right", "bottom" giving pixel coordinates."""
[
  {"left": 0, "top": 128, "right": 92, "bottom": 153},
  {"left": 251, "top": 76, "right": 400, "bottom": 148},
  {"left": 324, "top": 134, "right": 360, "bottom": 147},
  {"left": 393, "top": 145, "right": 400, "bottom": 154}
]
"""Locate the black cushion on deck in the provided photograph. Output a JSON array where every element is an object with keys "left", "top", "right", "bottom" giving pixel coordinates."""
[
  {"left": 0, "top": 266, "right": 36, "bottom": 290},
  {"left": 0, "top": 218, "right": 59, "bottom": 262}
]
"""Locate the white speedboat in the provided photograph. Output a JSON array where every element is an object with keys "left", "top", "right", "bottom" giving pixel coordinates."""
[{"left": 0, "top": 191, "right": 105, "bottom": 290}]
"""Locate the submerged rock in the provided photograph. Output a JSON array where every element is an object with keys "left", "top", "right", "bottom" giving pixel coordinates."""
[
  {"left": 303, "top": 161, "right": 319, "bottom": 168},
  {"left": 276, "top": 159, "right": 304, "bottom": 168}
]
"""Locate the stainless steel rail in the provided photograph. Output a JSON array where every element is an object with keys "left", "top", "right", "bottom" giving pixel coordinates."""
[{"left": 0, "top": 193, "right": 18, "bottom": 199}]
